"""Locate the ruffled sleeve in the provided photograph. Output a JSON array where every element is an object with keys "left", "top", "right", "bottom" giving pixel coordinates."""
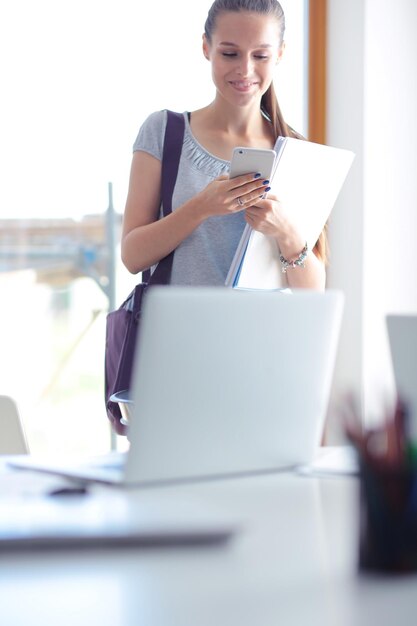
[{"left": 132, "top": 109, "right": 167, "bottom": 160}]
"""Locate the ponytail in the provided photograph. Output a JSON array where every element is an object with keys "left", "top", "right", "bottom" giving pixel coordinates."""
[{"left": 262, "top": 84, "right": 328, "bottom": 264}]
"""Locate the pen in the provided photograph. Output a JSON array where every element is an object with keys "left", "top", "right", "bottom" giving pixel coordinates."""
[{"left": 344, "top": 395, "right": 409, "bottom": 470}]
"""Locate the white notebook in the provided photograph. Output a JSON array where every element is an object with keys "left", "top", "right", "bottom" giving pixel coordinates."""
[{"left": 225, "top": 137, "right": 355, "bottom": 289}]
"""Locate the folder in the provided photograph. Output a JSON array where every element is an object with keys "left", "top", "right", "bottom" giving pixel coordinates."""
[{"left": 225, "top": 137, "right": 355, "bottom": 290}]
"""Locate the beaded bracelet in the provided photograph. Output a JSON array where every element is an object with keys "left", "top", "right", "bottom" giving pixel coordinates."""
[{"left": 279, "top": 243, "right": 309, "bottom": 273}]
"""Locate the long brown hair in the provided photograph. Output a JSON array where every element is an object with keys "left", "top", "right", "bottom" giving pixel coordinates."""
[{"left": 204, "top": 0, "right": 328, "bottom": 263}]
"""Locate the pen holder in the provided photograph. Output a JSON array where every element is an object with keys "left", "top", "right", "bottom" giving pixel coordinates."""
[{"left": 359, "top": 461, "right": 417, "bottom": 573}]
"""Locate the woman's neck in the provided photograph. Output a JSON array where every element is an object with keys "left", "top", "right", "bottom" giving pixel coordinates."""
[
  {"left": 190, "top": 101, "right": 275, "bottom": 159},
  {"left": 205, "top": 100, "right": 267, "bottom": 137}
]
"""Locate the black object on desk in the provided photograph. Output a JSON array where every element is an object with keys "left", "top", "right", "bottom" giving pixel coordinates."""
[
  {"left": 359, "top": 462, "right": 417, "bottom": 573},
  {"left": 346, "top": 397, "right": 417, "bottom": 573}
]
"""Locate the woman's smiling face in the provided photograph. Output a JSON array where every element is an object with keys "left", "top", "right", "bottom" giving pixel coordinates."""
[{"left": 203, "top": 11, "right": 284, "bottom": 109}]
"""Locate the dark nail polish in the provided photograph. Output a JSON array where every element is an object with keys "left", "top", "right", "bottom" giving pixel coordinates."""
[
  {"left": 263, "top": 180, "right": 270, "bottom": 185},
  {"left": 264, "top": 186, "right": 271, "bottom": 192},
  {"left": 254, "top": 172, "right": 261, "bottom": 178}
]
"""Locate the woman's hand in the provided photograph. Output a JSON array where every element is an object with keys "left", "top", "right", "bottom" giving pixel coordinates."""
[
  {"left": 195, "top": 173, "right": 270, "bottom": 219},
  {"left": 244, "top": 192, "right": 303, "bottom": 250},
  {"left": 245, "top": 192, "right": 326, "bottom": 290}
]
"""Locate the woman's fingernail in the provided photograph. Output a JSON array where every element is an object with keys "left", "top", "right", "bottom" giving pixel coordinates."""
[
  {"left": 263, "top": 180, "right": 270, "bottom": 185},
  {"left": 264, "top": 186, "right": 271, "bottom": 192},
  {"left": 254, "top": 172, "right": 261, "bottom": 178}
]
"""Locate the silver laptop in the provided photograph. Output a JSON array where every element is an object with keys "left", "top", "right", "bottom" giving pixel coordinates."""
[
  {"left": 386, "top": 314, "right": 417, "bottom": 440},
  {"left": 11, "top": 287, "right": 344, "bottom": 485}
]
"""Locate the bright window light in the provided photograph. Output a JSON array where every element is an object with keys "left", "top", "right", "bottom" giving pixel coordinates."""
[{"left": 0, "top": 0, "right": 307, "bottom": 455}]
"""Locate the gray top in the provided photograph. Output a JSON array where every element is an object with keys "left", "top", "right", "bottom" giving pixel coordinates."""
[{"left": 134, "top": 110, "right": 268, "bottom": 285}]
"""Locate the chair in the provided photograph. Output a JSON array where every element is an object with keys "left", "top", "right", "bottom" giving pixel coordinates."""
[{"left": 0, "top": 395, "right": 29, "bottom": 454}]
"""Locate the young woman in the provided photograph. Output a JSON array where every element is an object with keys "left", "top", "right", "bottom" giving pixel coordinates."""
[{"left": 121, "top": 0, "right": 326, "bottom": 291}]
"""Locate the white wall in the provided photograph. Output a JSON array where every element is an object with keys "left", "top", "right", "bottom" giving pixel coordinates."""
[
  {"left": 326, "top": 0, "right": 417, "bottom": 437},
  {"left": 325, "top": 0, "right": 365, "bottom": 439},
  {"left": 363, "top": 0, "right": 417, "bottom": 418}
]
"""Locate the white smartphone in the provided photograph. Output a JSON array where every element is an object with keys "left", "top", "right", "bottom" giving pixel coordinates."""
[{"left": 229, "top": 146, "right": 276, "bottom": 180}]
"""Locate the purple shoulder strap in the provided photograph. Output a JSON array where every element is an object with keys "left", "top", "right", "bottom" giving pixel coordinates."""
[{"left": 143, "top": 110, "right": 185, "bottom": 285}]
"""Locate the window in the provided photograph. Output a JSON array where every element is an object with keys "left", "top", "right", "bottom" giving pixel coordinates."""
[{"left": 0, "top": 0, "right": 307, "bottom": 455}]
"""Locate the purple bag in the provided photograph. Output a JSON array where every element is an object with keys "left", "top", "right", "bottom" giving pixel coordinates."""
[{"left": 104, "top": 111, "right": 185, "bottom": 434}]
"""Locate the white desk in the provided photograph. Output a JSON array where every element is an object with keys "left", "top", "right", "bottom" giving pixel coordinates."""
[{"left": 0, "top": 462, "right": 416, "bottom": 626}]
